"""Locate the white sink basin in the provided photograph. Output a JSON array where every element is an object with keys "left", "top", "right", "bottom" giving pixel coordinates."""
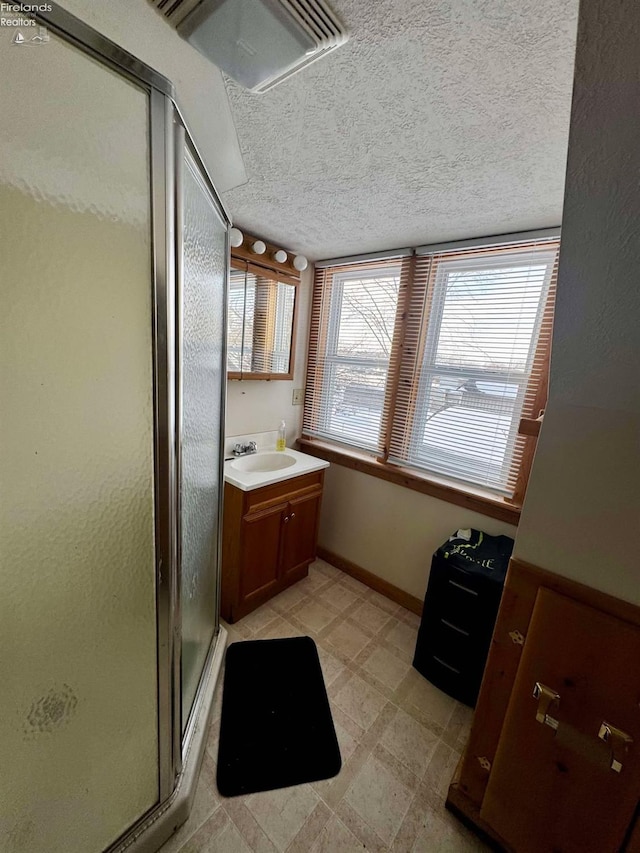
[{"left": 231, "top": 452, "right": 297, "bottom": 473}]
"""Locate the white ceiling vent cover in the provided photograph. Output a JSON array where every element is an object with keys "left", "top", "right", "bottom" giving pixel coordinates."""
[{"left": 150, "top": 0, "right": 348, "bottom": 92}]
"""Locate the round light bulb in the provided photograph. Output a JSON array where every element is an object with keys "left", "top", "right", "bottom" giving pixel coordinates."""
[
  {"left": 252, "top": 240, "right": 266, "bottom": 255},
  {"left": 293, "top": 254, "right": 308, "bottom": 271},
  {"left": 274, "top": 249, "right": 288, "bottom": 264},
  {"left": 229, "top": 227, "right": 243, "bottom": 248}
]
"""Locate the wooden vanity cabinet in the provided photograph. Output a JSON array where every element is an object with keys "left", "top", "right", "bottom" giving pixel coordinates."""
[{"left": 221, "top": 470, "right": 324, "bottom": 623}]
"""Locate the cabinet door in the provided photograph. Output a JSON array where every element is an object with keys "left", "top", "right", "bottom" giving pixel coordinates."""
[
  {"left": 481, "top": 588, "right": 640, "bottom": 853},
  {"left": 281, "top": 489, "right": 323, "bottom": 579},
  {"left": 239, "top": 503, "right": 286, "bottom": 606}
]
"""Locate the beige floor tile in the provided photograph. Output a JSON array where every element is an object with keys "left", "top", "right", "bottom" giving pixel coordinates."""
[
  {"left": 334, "top": 719, "right": 359, "bottom": 764},
  {"left": 259, "top": 616, "right": 305, "bottom": 640},
  {"left": 380, "top": 708, "right": 439, "bottom": 779},
  {"left": 349, "top": 600, "right": 393, "bottom": 634},
  {"left": 411, "top": 805, "right": 487, "bottom": 852},
  {"left": 245, "top": 785, "right": 320, "bottom": 851},
  {"left": 367, "top": 590, "right": 401, "bottom": 615},
  {"left": 344, "top": 755, "right": 413, "bottom": 845},
  {"left": 361, "top": 645, "right": 409, "bottom": 691},
  {"left": 314, "top": 559, "right": 342, "bottom": 579},
  {"left": 159, "top": 755, "right": 220, "bottom": 853},
  {"left": 385, "top": 619, "right": 419, "bottom": 659},
  {"left": 286, "top": 799, "right": 332, "bottom": 852},
  {"left": 293, "top": 599, "right": 338, "bottom": 633},
  {"left": 222, "top": 801, "right": 278, "bottom": 853},
  {"left": 309, "top": 815, "right": 366, "bottom": 852},
  {"left": 337, "top": 574, "right": 371, "bottom": 596},
  {"left": 298, "top": 565, "right": 333, "bottom": 594},
  {"left": 423, "top": 740, "right": 462, "bottom": 801},
  {"left": 333, "top": 674, "right": 387, "bottom": 730},
  {"left": 318, "top": 582, "right": 362, "bottom": 612},
  {"left": 442, "top": 702, "right": 474, "bottom": 752},
  {"left": 400, "top": 669, "right": 456, "bottom": 732},
  {"left": 398, "top": 608, "right": 422, "bottom": 629},
  {"left": 270, "top": 584, "right": 309, "bottom": 614},
  {"left": 324, "top": 621, "right": 371, "bottom": 660},
  {"left": 316, "top": 645, "right": 346, "bottom": 687},
  {"left": 235, "top": 605, "right": 280, "bottom": 634},
  {"left": 174, "top": 807, "right": 229, "bottom": 852}
]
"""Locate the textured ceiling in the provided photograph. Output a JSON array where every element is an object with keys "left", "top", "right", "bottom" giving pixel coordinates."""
[{"left": 221, "top": 0, "right": 579, "bottom": 261}]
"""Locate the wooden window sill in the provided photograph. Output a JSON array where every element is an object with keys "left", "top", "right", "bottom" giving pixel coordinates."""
[{"left": 298, "top": 437, "right": 521, "bottom": 526}]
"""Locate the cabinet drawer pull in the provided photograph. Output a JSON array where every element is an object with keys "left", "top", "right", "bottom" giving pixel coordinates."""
[
  {"left": 433, "top": 655, "right": 461, "bottom": 674},
  {"left": 448, "top": 579, "right": 479, "bottom": 596},
  {"left": 533, "top": 682, "right": 560, "bottom": 730},
  {"left": 598, "top": 721, "right": 633, "bottom": 773},
  {"left": 440, "top": 618, "right": 470, "bottom": 636}
]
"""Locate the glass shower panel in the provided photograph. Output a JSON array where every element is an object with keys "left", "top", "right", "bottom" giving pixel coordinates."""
[
  {"left": 180, "top": 145, "right": 227, "bottom": 729},
  {"left": 0, "top": 29, "right": 158, "bottom": 853}
]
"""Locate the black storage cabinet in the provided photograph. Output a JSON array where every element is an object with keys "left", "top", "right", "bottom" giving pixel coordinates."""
[{"left": 412, "top": 530, "right": 514, "bottom": 707}]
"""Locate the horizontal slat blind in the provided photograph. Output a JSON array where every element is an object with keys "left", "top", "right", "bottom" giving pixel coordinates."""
[
  {"left": 388, "top": 238, "right": 560, "bottom": 495},
  {"left": 303, "top": 257, "right": 408, "bottom": 452},
  {"left": 228, "top": 261, "right": 295, "bottom": 376}
]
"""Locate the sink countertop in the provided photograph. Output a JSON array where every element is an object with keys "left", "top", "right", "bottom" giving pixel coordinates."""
[{"left": 224, "top": 447, "right": 329, "bottom": 491}]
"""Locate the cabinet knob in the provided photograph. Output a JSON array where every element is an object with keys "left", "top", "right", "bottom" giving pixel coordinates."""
[
  {"left": 290, "top": 512, "right": 296, "bottom": 520},
  {"left": 283, "top": 515, "right": 289, "bottom": 523}
]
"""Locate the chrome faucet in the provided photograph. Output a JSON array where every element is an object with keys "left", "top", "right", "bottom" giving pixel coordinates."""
[{"left": 232, "top": 441, "right": 257, "bottom": 456}]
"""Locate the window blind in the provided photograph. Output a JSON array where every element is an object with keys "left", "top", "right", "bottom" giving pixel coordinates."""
[
  {"left": 228, "top": 260, "right": 296, "bottom": 377},
  {"left": 387, "top": 238, "right": 560, "bottom": 495},
  {"left": 304, "top": 257, "right": 411, "bottom": 453}
]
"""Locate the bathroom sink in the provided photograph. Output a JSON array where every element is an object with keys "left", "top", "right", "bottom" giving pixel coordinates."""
[{"left": 231, "top": 452, "right": 297, "bottom": 473}]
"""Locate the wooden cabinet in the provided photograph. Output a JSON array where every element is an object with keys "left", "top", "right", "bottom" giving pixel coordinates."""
[
  {"left": 447, "top": 559, "right": 640, "bottom": 853},
  {"left": 221, "top": 470, "right": 324, "bottom": 623}
]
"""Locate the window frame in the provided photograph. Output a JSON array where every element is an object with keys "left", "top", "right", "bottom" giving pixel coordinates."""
[
  {"left": 316, "top": 264, "right": 402, "bottom": 451},
  {"left": 302, "top": 232, "right": 560, "bottom": 520}
]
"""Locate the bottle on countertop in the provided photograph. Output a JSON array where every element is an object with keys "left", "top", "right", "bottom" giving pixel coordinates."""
[{"left": 276, "top": 420, "right": 286, "bottom": 451}]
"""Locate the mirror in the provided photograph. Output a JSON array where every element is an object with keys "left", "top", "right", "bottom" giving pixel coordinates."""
[{"left": 228, "top": 262, "right": 297, "bottom": 379}]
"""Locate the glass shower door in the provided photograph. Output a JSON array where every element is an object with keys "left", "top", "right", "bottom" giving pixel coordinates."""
[
  {"left": 179, "top": 139, "right": 228, "bottom": 730},
  {"left": 0, "top": 27, "right": 158, "bottom": 853}
]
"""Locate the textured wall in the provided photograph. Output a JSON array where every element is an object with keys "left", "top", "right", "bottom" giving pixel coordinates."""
[
  {"left": 222, "top": 0, "right": 578, "bottom": 260},
  {"left": 514, "top": 0, "right": 640, "bottom": 603}
]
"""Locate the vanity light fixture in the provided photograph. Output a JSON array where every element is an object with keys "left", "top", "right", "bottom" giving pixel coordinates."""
[
  {"left": 293, "top": 254, "right": 308, "bottom": 271},
  {"left": 252, "top": 240, "right": 267, "bottom": 255},
  {"left": 230, "top": 227, "right": 244, "bottom": 247},
  {"left": 274, "top": 249, "right": 288, "bottom": 264}
]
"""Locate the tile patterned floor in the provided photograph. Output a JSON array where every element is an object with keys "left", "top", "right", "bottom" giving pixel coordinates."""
[{"left": 160, "top": 559, "right": 490, "bottom": 853}]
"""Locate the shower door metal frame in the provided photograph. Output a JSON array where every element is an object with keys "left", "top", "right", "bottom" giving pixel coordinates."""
[{"left": 28, "top": 0, "right": 231, "bottom": 839}]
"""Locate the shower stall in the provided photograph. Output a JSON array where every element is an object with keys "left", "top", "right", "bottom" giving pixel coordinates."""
[{"left": 0, "top": 5, "right": 228, "bottom": 851}]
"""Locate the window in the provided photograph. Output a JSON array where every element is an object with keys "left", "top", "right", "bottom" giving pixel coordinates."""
[
  {"left": 304, "top": 258, "right": 409, "bottom": 451},
  {"left": 303, "top": 235, "right": 559, "bottom": 508}
]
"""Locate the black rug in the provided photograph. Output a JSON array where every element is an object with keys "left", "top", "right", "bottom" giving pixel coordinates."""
[{"left": 216, "top": 636, "right": 342, "bottom": 797}]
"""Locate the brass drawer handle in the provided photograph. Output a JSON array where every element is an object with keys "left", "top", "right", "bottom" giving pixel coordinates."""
[
  {"left": 533, "top": 682, "right": 560, "bottom": 730},
  {"left": 598, "top": 721, "right": 633, "bottom": 773}
]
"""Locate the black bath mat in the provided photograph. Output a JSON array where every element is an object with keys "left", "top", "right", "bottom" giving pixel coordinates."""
[{"left": 216, "top": 636, "right": 342, "bottom": 797}]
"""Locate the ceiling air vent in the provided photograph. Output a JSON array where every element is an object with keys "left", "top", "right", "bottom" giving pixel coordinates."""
[{"left": 149, "top": 0, "right": 348, "bottom": 92}]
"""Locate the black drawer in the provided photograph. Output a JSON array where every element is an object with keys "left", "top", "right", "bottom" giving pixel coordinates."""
[
  {"left": 418, "top": 651, "right": 484, "bottom": 707},
  {"left": 419, "top": 613, "right": 490, "bottom": 669}
]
